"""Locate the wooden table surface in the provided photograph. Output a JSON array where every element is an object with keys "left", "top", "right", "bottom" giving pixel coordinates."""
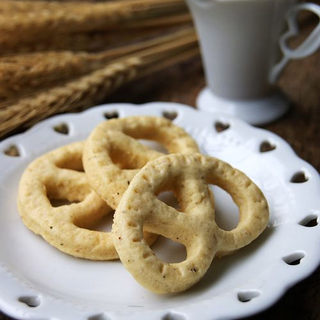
[{"left": 1, "top": 12, "right": 320, "bottom": 320}]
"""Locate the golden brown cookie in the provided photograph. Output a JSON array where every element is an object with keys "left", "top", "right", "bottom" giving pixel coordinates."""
[
  {"left": 83, "top": 116, "right": 200, "bottom": 209},
  {"left": 112, "top": 153, "right": 269, "bottom": 293},
  {"left": 18, "top": 141, "right": 157, "bottom": 260}
]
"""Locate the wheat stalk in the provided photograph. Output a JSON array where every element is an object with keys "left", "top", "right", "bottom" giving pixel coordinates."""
[
  {"left": 0, "top": 0, "right": 197, "bottom": 137},
  {"left": 0, "top": 28, "right": 196, "bottom": 100},
  {"left": 1, "top": 23, "right": 192, "bottom": 54},
  {"left": 1, "top": 2, "right": 190, "bottom": 51},
  {"left": 0, "top": 33, "right": 199, "bottom": 137},
  {"left": 0, "top": 0, "right": 185, "bottom": 13},
  {"left": 0, "top": 0, "right": 188, "bottom": 45}
]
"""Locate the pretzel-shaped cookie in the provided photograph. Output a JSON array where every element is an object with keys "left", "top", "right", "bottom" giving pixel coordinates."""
[
  {"left": 83, "top": 116, "right": 199, "bottom": 209},
  {"left": 18, "top": 142, "right": 157, "bottom": 260},
  {"left": 112, "top": 153, "right": 269, "bottom": 293}
]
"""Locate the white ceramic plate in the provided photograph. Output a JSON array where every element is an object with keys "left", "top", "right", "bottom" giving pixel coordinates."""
[{"left": 0, "top": 102, "right": 319, "bottom": 320}]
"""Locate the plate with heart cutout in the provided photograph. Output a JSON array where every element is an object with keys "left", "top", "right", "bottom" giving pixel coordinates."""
[{"left": 0, "top": 102, "right": 319, "bottom": 320}]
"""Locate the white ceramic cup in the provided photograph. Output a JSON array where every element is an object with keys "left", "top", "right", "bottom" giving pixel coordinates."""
[{"left": 186, "top": 0, "right": 320, "bottom": 124}]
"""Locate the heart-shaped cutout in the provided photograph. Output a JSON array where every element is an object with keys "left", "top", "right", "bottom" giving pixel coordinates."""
[
  {"left": 290, "top": 171, "right": 308, "bottom": 183},
  {"left": 88, "top": 313, "right": 111, "bottom": 320},
  {"left": 260, "top": 141, "right": 276, "bottom": 152},
  {"left": 214, "top": 121, "right": 230, "bottom": 133},
  {"left": 162, "top": 111, "right": 178, "bottom": 121},
  {"left": 162, "top": 311, "right": 186, "bottom": 320},
  {"left": 237, "top": 290, "right": 260, "bottom": 303},
  {"left": 104, "top": 111, "right": 119, "bottom": 119},
  {"left": 279, "top": 5, "right": 320, "bottom": 59},
  {"left": 299, "top": 214, "right": 318, "bottom": 227},
  {"left": 282, "top": 252, "right": 305, "bottom": 265},
  {"left": 53, "top": 123, "right": 69, "bottom": 135},
  {"left": 18, "top": 295, "right": 40, "bottom": 308},
  {"left": 4, "top": 145, "right": 20, "bottom": 157}
]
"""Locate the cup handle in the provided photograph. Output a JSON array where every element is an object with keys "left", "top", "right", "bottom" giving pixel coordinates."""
[{"left": 270, "top": 2, "right": 320, "bottom": 83}]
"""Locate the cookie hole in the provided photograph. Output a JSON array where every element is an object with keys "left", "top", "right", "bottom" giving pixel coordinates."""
[
  {"left": 54, "top": 150, "right": 84, "bottom": 171},
  {"left": 214, "top": 121, "right": 230, "bottom": 132},
  {"left": 104, "top": 110, "right": 119, "bottom": 119},
  {"left": 139, "top": 139, "right": 168, "bottom": 154},
  {"left": 210, "top": 185, "right": 239, "bottom": 231},
  {"left": 46, "top": 181, "right": 85, "bottom": 207},
  {"left": 152, "top": 236, "right": 186, "bottom": 263},
  {"left": 55, "top": 162, "right": 84, "bottom": 172},
  {"left": 259, "top": 141, "right": 276, "bottom": 152},
  {"left": 290, "top": 171, "right": 308, "bottom": 183},
  {"left": 49, "top": 198, "right": 80, "bottom": 207},
  {"left": 282, "top": 252, "right": 305, "bottom": 265},
  {"left": 77, "top": 210, "right": 115, "bottom": 232},
  {"left": 237, "top": 290, "right": 260, "bottom": 303},
  {"left": 162, "top": 110, "right": 178, "bottom": 121},
  {"left": 299, "top": 214, "right": 318, "bottom": 227},
  {"left": 18, "top": 295, "right": 40, "bottom": 308},
  {"left": 162, "top": 312, "right": 186, "bottom": 320},
  {"left": 4, "top": 144, "right": 20, "bottom": 157},
  {"left": 53, "top": 123, "right": 69, "bottom": 135},
  {"left": 157, "top": 191, "right": 181, "bottom": 211},
  {"left": 88, "top": 313, "right": 110, "bottom": 320}
]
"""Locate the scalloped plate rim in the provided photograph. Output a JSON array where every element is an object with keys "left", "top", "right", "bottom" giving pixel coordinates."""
[{"left": 0, "top": 102, "right": 319, "bottom": 320}]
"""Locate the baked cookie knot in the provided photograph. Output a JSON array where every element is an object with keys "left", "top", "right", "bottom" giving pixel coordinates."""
[
  {"left": 83, "top": 116, "right": 200, "bottom": 209},
  {"left": 18, "top": 141, "right": 157, "bottom": 260},
  {"left": 112, "top": 153, "right": 269, "bottom": 293}
]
